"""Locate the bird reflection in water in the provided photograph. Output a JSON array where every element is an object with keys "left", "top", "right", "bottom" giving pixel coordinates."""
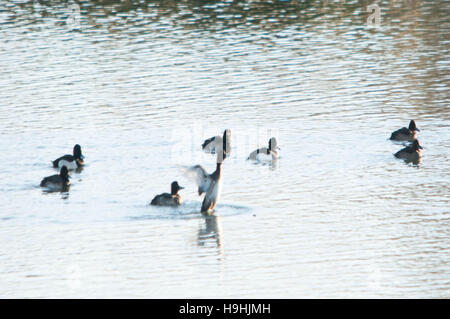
[
  {"left": 197, "top": 215, "right": 224, "bottom": 257},
  {"left": 401, "top": 157, "right": 422, "bottom": 166}
]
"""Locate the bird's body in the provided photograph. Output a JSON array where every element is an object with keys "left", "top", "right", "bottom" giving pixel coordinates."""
[
  {"left": 53, "top": 155, "right": 79, "bottom": 170},
  {"left": 248, "top": 147, "right": 279, "bottom": 161},
  {"left": 390, "top": 120, "right": 420, "bottom": 142},
  {"left": 201, "top": 171, "right": 222, "bottom": 213},
  {"left": 183, "top": 164, "right": 223, "bottom": 214},
  {"left": 40, "top": 166, "right": 70, "bottom": 191},
  {"left": 150, "top": 181, "right": 184, "bottom": 207},
  {"left": 150, "top": 193, "right": 182, "bottom": 206},
  {"left": 202, "top": 133, "right": 231, "bottom": 157},
  {"left": 52, "top": 144, "right": 84, "bottom": 169}
]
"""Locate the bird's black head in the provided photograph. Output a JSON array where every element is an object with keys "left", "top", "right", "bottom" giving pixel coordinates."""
[
  {"left": 409, "top": 120, "right": 419, "bottom": 132},
  {"left": 171, "top": 181, "right": 184, "bottom": 195},
  {"left": 268, "top": 137, "right": 279, "bottom": 151},
  {"left": 73, "top": 144, "right": 83, "bottom": 159},
  {"left": 59, "top": 165, "right": 69, "bottom": 180}
]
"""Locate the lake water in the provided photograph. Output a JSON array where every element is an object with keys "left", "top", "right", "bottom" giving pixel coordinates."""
[{"left": 0, "top": 0, "right": 449, "bottom": 298}]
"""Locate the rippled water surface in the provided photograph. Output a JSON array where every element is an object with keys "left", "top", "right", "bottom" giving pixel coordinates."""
[{"left": 1, "top": 0, "right": 449, "bottom": 298}]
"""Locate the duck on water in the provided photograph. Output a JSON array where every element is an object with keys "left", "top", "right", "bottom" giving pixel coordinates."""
[
  {"left": 40, "top": 165, "right": 70, "bottom": 192},
  {"left": 390, "top": 120, "right": 420, "bottom": 142},
  {"left": 150, "top": 181, "right": 184, "bottom": 207},
  {"left": 248, "top": 137, "right": 280, "bottom": 162},
  {"left": 52, "top": 144, "right": 85, "bottom": 170}
]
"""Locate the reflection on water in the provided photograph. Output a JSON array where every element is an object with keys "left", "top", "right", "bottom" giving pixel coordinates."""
[
  {"left": 197, "top": 215, "right": 224, "bottom": 257},
  {"left": 405, "top": 158, "right": 421, "bottom": 166},
  {"left": 3, "top": 0, "right": 437, "bottom": 30},
  {"left": 397, "top": 155, "right": 422, "bottom": 166},
  {"left": 74, "top": 166, "right": 84, "bottom": 174},
  {"left": 0, "top": 0, "right": 449, "bottom": 298},
  {"left": 42, "top": 189, "right": 71, "bottom": 200}
]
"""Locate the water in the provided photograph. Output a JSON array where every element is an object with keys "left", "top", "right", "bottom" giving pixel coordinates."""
[{"left": 1, "top": 0, "right": 449, "bottom": 298}]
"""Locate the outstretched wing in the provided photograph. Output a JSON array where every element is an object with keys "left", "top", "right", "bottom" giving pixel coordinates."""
[
  {"left": 202, "top": 135, "right": 221, "bottom": 154},
  {"left": 202, "top": 136, "right": 217, "bottom": 150},
  {"left": 179, "top": 165, "right": 211, "bottom": 195}
]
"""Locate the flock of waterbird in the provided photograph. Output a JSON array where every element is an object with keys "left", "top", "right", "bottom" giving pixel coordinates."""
[
  {"left": 39, "top": 129, "right": 278, "bottom": 215},
  {"left": 40, "top": 120, "right": 421, "bottom": 215}
]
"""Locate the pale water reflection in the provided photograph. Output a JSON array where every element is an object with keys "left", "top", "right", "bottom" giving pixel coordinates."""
[
  {"left": 0, "top": 0, "right": 449, "bottom": 298},
  {"left": 197, "top": 215, "right": 224, "bottom": 257}
]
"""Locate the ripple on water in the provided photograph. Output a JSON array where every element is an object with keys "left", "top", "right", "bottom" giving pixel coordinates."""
[{"left": 128, "top": 201, "right": 252, "bottom": 221}]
